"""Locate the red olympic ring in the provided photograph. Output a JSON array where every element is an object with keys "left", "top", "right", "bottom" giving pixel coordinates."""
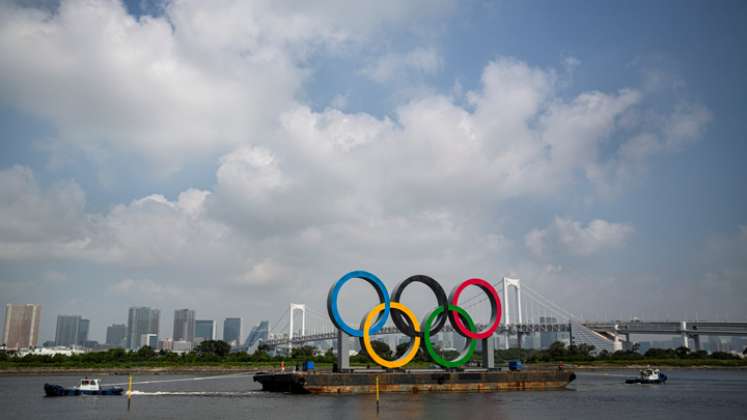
[{"left": 448, "top": 278, "right": 502, "bottom": 340}]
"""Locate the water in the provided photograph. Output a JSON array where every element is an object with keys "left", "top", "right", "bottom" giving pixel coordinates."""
[{"left": 1, "top": 369, "right": 746, "bottom": 419}]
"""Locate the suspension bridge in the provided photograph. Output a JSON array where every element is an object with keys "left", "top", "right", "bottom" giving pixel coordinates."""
[{"left": 251, "top": 276, "right": 747, "bottom": 355}]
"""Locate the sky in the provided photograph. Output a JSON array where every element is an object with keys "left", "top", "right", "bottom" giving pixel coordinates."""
[{"left": 1, "top": 0, "right": 746, "bottom": 344}]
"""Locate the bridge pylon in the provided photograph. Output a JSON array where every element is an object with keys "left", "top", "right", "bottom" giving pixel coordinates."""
[
  {"left": 502, "top": 277, "right": 522, "bottom": 349},
  {"left": 289, "top": 303, "right": 306, "bottom": 353}
]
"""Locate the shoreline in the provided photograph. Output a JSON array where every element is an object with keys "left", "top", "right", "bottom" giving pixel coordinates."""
[
  {"left": 568, "top": 364, "right": 747, "bottom": 370},
  {"left": 0, "top": 366, "right": 265, "bottom": 376}
]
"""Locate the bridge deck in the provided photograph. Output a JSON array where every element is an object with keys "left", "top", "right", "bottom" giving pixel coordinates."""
[{"left": 263, "top": 321, "right": 747, "bottom": 347}]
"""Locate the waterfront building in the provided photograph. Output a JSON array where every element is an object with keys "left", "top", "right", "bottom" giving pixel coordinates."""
[
  {"left": 81, "top": 340, "right": 98, "bottom": 349},
  {"left": 244, "top": 320, "right": 269, "bottom": 351},
  {"left": 173, "top": 309, "right": 196, "bottom": 342},
  {"left": 540, "top": 316, "right": 559, "bottom": 349},
  {"left": 55, "top": 315, "right": 82, "bottom": 347},
  {"left": 3, "top": 304, "right": 41, "bottom": 350},
  {"left": 140, "top": 333, "right": 158, "bottom": 348},
  {"left": 158, "top": 338, "right": 173, "bottom": 351},
  {"left": 732, "top": 336, "right": 747, "bottom": 353},
  {"left": 127, "top": 306, "right": 160, "bottom": 350},
  {"left": 223, "top": 317, "right": 242, "bottom": 346},
  {"left": 53, "top": 316, "right": 89, "bottom": 347},
  {"left": 195, "top": 320, "right": 216, "bottom": 342},
  {"left": 78, "top": 318, "right": 90, "bottom": 344},
  {"left": 17, "top": 346, "right": 86, "bottom": 357},
  {"left": 172, "top": 340, "right": 193, "bottom": 354},
  {"left": 709, "top": 336, "right": 732, "bottom": 352},
  {"left": 106, "top": 324, "right": 126, "bottom": 347}
]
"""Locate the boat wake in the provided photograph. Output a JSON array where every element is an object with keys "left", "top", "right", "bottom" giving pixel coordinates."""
[
  {"left": 128, "top": 390, "right": 260, "bottom": 397},
  {"left": 109, "top": 373, "right": 250, "bottom": 386}
]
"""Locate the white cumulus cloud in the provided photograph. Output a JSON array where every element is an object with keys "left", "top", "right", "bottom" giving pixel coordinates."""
[{"left": 0, "top": 0, "right": 454, "bottom": 175}]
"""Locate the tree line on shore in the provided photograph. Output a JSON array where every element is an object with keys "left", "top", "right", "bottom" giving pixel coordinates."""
[
  {"left": 1, "top": 340, "right": 745, "bottom": 368},
  {"left": 499, "top": 341, "right": 745, "bottom": 363}
]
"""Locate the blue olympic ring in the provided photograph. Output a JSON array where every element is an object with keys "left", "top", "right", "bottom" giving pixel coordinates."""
[{"left": 326, "top": 270, "right": 390, "bottom": 337}]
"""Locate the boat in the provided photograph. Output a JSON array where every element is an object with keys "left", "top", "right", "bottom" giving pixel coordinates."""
[
  {"left": 254, "top": 369, "right": 576, "bottom": 394},
  {"left": 44, "top": 377, "right": 124, "bottom": 396},
  {"left": 625, "top": 368, "right": 668, "bottom": 384}
]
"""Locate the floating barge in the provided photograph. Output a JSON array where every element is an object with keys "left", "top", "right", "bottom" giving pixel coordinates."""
[{"left": 254, "top": 369, "right": 576, "bottom": 394}]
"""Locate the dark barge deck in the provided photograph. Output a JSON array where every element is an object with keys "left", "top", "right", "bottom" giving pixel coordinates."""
[{"left": 254, "top": 369, "right": 576, "bottom": 394}]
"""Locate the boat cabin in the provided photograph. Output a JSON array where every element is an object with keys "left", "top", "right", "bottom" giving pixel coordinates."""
[
  {"left": 640, "top": 368, "right": 661, "bottom": 381},
  {"left": 77, "top": 378, "right": 101, "bottom": 391}
]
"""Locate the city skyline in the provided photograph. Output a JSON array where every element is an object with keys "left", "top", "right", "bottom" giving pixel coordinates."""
[
  {"left": 2, "top": 301, "right": 263, "bottom": 345},
  {"left": 2, "top": 299, "right": 744, "bottom": 355},
  {"left": 0, "top": 1, "right": 746, "bottom": 344}
]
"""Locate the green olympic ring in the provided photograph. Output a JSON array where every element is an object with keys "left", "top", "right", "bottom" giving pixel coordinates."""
[{"left": 423, "top": 304, "right": 477, "bottom": 368}]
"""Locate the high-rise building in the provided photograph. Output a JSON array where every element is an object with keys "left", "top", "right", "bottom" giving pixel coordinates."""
[
  {"left": 173, "top": 309, "right": 196, "bottom": 342},
  {"left": 106, "top": 324, "right": 127, "bottom": 347},
  {"left": 77, "top": 318, "right": 90, "bottom": 344},
  {"left": 127, "top": 307, "right": 160, "bottom": 350},
  {"left": 223, "top": 318, "right": 242, "bottom": 346},
  {"left": 540, "top": 316, "right": 559, "bottom": 349},
  {"left": 3, "top": 304, "right": 41, "bottom": 350},
  {"left": 244, "top": 320, "right": 269, "bottom": 350},
  {"left": 55, "top": 315, "right": 86, "bottom": 347},
  {"left": 195, "top": 320, "right": 215, "bottom": 342}
]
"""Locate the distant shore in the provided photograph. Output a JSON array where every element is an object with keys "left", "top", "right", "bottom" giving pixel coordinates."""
[
  {"left": 0, "top": 366, "right": 263, "bottom": 376},
  {"left": 1, "top": 361, "right": 746, "bottom": 376},
  {"left": 568, "top": 363, "right": 747, "bottom": 370}
]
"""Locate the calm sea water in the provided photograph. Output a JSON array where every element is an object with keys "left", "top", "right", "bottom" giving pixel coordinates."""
[{"left": 1, "top": 369, "right": 745, "bottom": 419}]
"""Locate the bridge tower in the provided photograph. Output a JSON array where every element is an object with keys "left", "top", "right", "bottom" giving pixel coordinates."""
[
  {"left": 502, "top": 277, "right": 522, "bottom": 349},
  {"left": 680, "top": 321, "right": 689, "bottom": 349},
  {"left": 288, "top": 303, "right": 306, "bottom": 353}
]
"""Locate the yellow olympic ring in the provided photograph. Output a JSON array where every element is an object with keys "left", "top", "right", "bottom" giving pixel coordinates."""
[{"left": 362, "top": 302, "right": 421, "bottom": 369}]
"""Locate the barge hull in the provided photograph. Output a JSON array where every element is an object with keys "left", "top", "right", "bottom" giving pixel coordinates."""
[{"left": 254, "top": 370, "right": 576, "bottom": 394}]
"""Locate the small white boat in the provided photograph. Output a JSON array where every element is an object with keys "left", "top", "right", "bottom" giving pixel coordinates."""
[{"left": 625, "top": 368, "right": 667, "bottom": 384}]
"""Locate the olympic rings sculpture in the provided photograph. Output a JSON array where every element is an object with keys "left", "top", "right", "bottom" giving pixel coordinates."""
[{"left": 327, "top": 270, "right": 503, "bottom": 369}]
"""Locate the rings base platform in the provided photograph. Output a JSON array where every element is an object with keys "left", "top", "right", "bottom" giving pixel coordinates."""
[{"left": 253, "top": 369, "right": 576, "bottom": 394}]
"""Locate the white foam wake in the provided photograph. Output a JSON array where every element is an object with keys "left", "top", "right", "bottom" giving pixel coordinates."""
[
  {"left": 110, "top": 372, "right": 250, "bottom": 386},
  {"left": 128, "top": 390, "right": 259, "bottom": 396}
]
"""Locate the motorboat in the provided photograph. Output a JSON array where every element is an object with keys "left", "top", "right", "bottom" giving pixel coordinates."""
[
  {"left": 625, "top": 368, "right": 667, "bottom": 384},
  {"left": 44, "top": 377, "right": 124, "bottom": 396}
]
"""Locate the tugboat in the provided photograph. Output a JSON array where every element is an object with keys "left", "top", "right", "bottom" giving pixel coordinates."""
[
  {"left": 44, "top": 377, "right": 124, "bottom": 396},
  {"left": 625, "top": 368, "right": 668, "bottom": 384}
]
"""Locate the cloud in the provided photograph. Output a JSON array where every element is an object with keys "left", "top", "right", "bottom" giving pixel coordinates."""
[
  {"left": 0, "top": 0, "right": 453, "bottom": 176},
  {"left": 662, "top": 102, "right": 712, "bottom": 150},
  {"left": 526, "top": 217, "right": 635, "bottom": 257},
  {"left": 525, "top": 229, "right": 548, "bottom": 257},
  {"left": 361, "top": 47, "right": 443, "bottom": 83},
  {"left": 0, "top": 54, "right": 698, "bottom": 276},
  {"left": 587, "top": 101, "right": 711, "bottom": 195},
  {"left": 0, "top": 166, "right": 87, "bottom": 257},
  {"left": 0, "top": 167, "right": 238, "bottom": 270}
]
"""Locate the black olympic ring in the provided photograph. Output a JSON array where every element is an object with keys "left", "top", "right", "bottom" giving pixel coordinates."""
[{"left": 390, "top": 275, "right": 449, "bottom": 339}]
